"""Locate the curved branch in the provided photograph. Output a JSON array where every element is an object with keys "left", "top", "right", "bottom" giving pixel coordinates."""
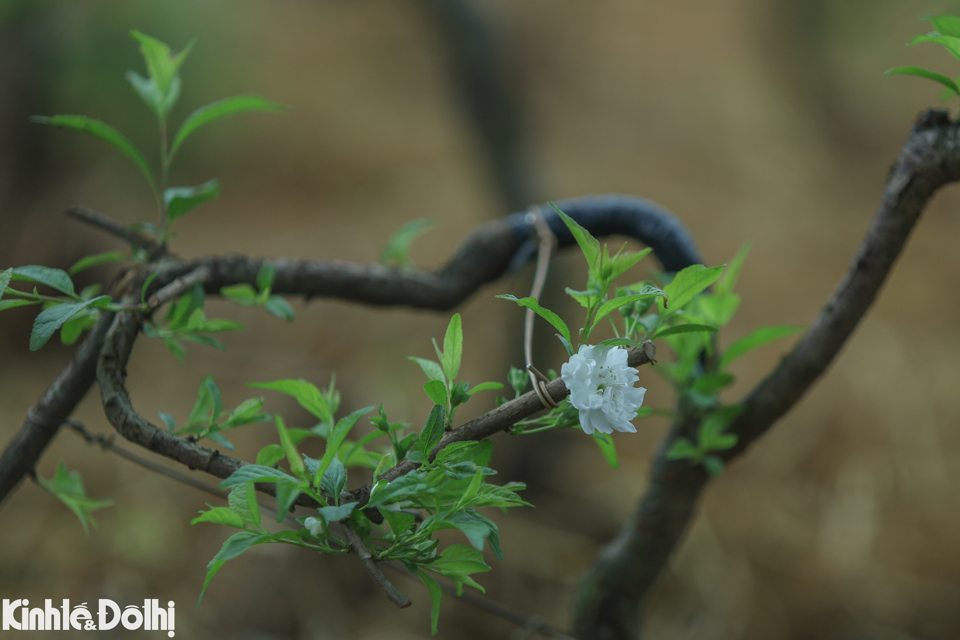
[
  {"left": 0, "top": 311, "right": 114, "bottom": 506},
  {"left": 2, "top": 194, "right": 697, "bottom": 511},
  {"left": 572, "top": 109, "right": 960, "bottom": 639}
]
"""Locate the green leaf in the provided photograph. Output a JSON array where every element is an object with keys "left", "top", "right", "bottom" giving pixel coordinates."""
[
  {"left": 444, "top": 509, "right": 501, "bottom": 559},
  {"left": 255, "top": 443, "right": 285, "bottom": 467},
  {"left": 250, "top": 379, "right": 333, "bottom": 425},
  {"left": 12, "top": 265, "right": 76, "bottom": 297},
  {"left": 367, "top": 473, "right": 433, "bottom": 509},
  {"left": 274, "top": 476, "right": 302, "bottom": 521},
  {"left": 320, "top": 456, "right": 347, "bottom": 501},
  {"left": 698, "top": 405, "right": 743, "bottom": 451},
  {"left": 220, "top": 464, "right": 300, "bottom": 489},
  {"left": 495, "top": 295, "right": 571, "bottom": 344},
  {"left": 190, "top": 506, "right": 245, "bottom": 529},
  {"left": 550, "top": 202, "right": 600, "bottom": 271},
  {"left": 0, "top": 299, "right": 38, "bottom": 312},
  {"left": 314, "top": 406, "right": 374, "bottom": 487},
  {"left": 59, "top": 312, "right": 96, "bottom": 346},
  {"left": 0, "top": 268, "right": 11, "bottom": 300},
  {"left": 441, "top": 313, "right": 463, "bottom": 382},
  {"left": 186, "top": 375, "right": 219, "bottom": 426},
  {"left": 652, "top": 323, "right": 717, "bottom": 340},
  {"left": 275, "top": 415, "right": 305, "bottom": 479},
  {"left": 909, "top": 33, "right": 960, "bottom": 62},
  {"left": 423, "top": 380, "right": 448, "bottom": 407},
  {"left": 379, "top": 217, "right": 436, "bottom": 267},
  {"left": 171, "top": 96, "right": 286, "bottom": 160},
  {"left": 884, "top": 66, "right": 960, "bottom": 97},
  {"left": 36, "top": 463, "right": 113, "bottom": 535},
  {"left": 141, "top": 272, "right": 159, "bottom": 305},
  {"left": 714, "top": 242, "right": 750, "bottom": 296},
  {"left": 593, "top": 288, "right": 667, "bottom": 326},
  {"left": 927, "top": 14, "right": 960, "bottom": 38},
  {"left": 126, "top": 70, "right": 173, "bottom": 119},
  {"left": 68, "top": 251, "right": 128, "bottom": 275},
  {"left": 379, "top": 507, "right": 416, "bottom": 536},
  {"left": 431, "top": 543, "right": 491, "bottom": 575},
  {"left": 30, "top": 296, "right": 109, "bottom": 351},
  {"left": 263, "top": 296, "right": 295, "bottom": 321},
  {"left": 164, "top": 179, "right": 220, "bottom": 223},
  {"left": 227, "top": 481, "right": 260, "bottom": 527},
  {"left": 697, "top": 293, "right": 741, "bottom": 328},
  {"left": 220, "top": 398, "right": 269, "bottom": 430},
  {"left": 469, "top": 381, "right": 503, "bottom": 395},
  {"left": 317, "top": 502, "right": 357, "bottom": 524},
  {"left": 129, "top": 30, "right": 193, "bottom": 98},
  {"left": 603, "top": 246, "right": 652, "bottom": 282},
  {"left": 455, "top": 468, "right": 485, "bottom": 510},
  {"left": 409, "top": 357, "right": 446, "bottom": 385},
  {"left": 565, "top": 287, "right": 595, "bottom": 309},
  {"left": 417, "top": 570, "right": 443, "bottom": 635},
  {"left": 666, "top": 438, "right": 701, "bottom": 460},
  {"left": 661, "top": 264, "right": 724, "bottom": 312},
  {"left": 256, "top": 264, "right": 275, "bottom": 291},
  {"left": 30, "top": 115, "right": 155, "bottom": 191},
  {"left": 720, "top": 325, "right": 805, "bottom": 368},
  {"left": 198, "top": 531, "right": 269, "bottom": 603},
  {"left": 593, "top": 432, "right": 618, "bottom": 468},
  {"left": 415, "top": 405, "right": 446, "bottom": 459}
]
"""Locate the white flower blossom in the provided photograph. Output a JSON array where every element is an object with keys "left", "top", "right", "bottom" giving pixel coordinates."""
[{"left": 561, "top": 344, "right": 646, "bottom": 435}]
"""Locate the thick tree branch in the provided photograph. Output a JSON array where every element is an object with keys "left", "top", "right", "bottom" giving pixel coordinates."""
[
  {"left": 0, "top": 311, "right": 114, "bottom": 506},
  {"left": 572, "top": 109, "right": 960, "bottom": 639}
]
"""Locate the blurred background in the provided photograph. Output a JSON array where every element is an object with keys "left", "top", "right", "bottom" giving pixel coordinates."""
[{"left": 2, "top": 0, "right": 960, "bottom": 638}]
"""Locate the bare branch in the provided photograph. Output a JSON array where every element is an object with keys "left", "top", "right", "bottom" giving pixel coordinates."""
[
  {"left": 65, "top": 205, "right": 163, "bottom": 257},
  {"left": 572, "top": 109, "right": 960, "bottom": 639},
  {"left": 147, "top": 265, "right": 211, "bottom": 308},
  {"left": 341, "top": 524, "right": 412, "bottom": 609},
  {"left": 0, "top": 311, "right": 114, "bottom": 506}
]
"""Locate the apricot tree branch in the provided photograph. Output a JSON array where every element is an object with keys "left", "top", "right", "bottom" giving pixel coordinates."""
[{"left": 571, "top": 109, "right": 960, "bottom": 639}]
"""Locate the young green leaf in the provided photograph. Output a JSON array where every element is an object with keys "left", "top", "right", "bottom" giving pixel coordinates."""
[
  {"left": 30, "top": 115, "right": 155, "bottom": 191},
  {"left": 417, "top": 570, "right": 443, "bottom": 635},
  {"left": 36, "top": 463, "right": 113, "bottom": 535},
  {"left": 366, "top": 473, "right": 433, "bottom": 509},
  {"left": 423, "top": 380, "right": 448, "bottom": 407},
  {"left": 496, "top": 295, "right": 571, "bottom": 345},
  {"left": 0, "top": 268, "right": 11, "bottom": 300},
  {"left": 255, "top": 443, "right": 286, "bottom": 467},
  {"left": 927, "top": 14, "right": 960, "bottom": 38},
  {"left": 593, "top": 288, "right": 667, "bottom": 326},
  {"left": 198, "top": 531, "right": 270, "bottom": 604},
  {"left": 263, "top": 296, "right": 295, "bottom": 321},
  {"left": 665, "top": 438, "right": 701, "bottom": 460},
  {"left": 720, "top": 325, "right": 805, "bottom": 368},
  {"left": 227, "top": 481, "right": 261, "bottom": 527},
  {"left": 221, "top": 284, "right": 258, "bottom": 305},
  {"left": 219, "top": 464, "right": 300, "bottom": 489},
  {"left": 550, "top": 202, "right": 600, "bottom": 271},
  {"left": 909, "top": 33, "right": 960, "bottom": 62},
  {"left": 409, "top": 357, "right": 446, "bottom": 385},
  {"left": 469, "top": 381, "right": 503, "bottom": 395},
  {"left": 274, "top": 476, "right": 302, "bottom": 521},
  {"left": 12, "top": 265, "right": 76, "bottom": 297},
  {"left": 30, "top": 296, "right": 108, "bottom": 351},
  {"left": 379, "top": 217, "right": 436, "bottom": 267},
  {"left": 250, "top": 379, "right": 334, "bottom": 425},
  {"left": 164, "top": 179, "right": 220, "bottom": 223},
  {"left": 714, "top": 242, "right": 751, "bottom": 296},
  {"left": 414, "top": 405, "right": 446, "bottom": 459},
  {"left": 441, "top": 313, "right": 463, "bottom": 382},
  {"left": 651, "top": 323, "right": 718, "bottom": 340},
  {"left": 69, "top": 251, "right": 128, "bottom": 275},
  {"left": 275, "top": 415, "right": 305, "bottom": 479},
  {"left": 190, "top": 506, "right": 245, "bottom": 529},
  {"left": 884, "top": 66, "right": 960, "bottom": 97},
  {"left": 314, "top": 406, "right": 374, "bottom": 486},
  {"left": 379, "top": 507, "right": 416, "bottom": 536},
  {"left": 430, "top": 544, "right": 491, "bottom": 576},
  {"left": 171, "top": 96, "right": 286, "bottom": 161},
  {"left": 129, "top": 30, "right": 193, "bottom": 98},
  {"left": 593, "top": 432, "right": 618, "bottom": 468},
  {"left": 316, "top": 502, "right": 358, "bottom": 524},
  {"left": 320, "top": 456, "right": 347, "bottom": 502},
  {"left": 661, "top": 264, "right": 725, "bottom": 312}
]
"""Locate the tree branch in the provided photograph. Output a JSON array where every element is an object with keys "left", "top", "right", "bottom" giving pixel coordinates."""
[
  {"left": 571, "top": 109, "right": 960, "bottom": 639},
  {"left": 65, "top": 205, "right": 163, "bottom": 258}
]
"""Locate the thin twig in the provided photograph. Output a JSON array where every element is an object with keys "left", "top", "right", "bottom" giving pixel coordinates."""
[
  {"left": 342, "top": 523, "right": 412, "bottom": 608},
  {"left": 148, "top": 265, "right": 212, "bottom": 308},
  {"left": 523, "top": 206, "right": 559, "bottom": 410},
  {"left": 65, "top": 205, "right": 163, "bottom": 257}
]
